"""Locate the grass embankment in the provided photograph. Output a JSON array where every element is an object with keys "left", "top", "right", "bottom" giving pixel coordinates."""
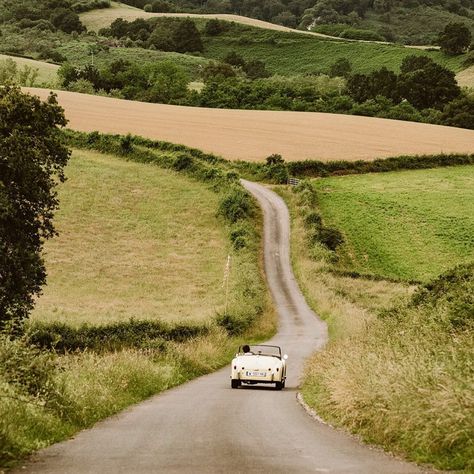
[
  {"left": 1, "top": 137, "right": 275, "bottom": 468},
  {"left": 79, "top": 7, "right": 466, "bottom": 75},
  {"left": 279, "top": 168, "right": 473, "bottom": 470}
]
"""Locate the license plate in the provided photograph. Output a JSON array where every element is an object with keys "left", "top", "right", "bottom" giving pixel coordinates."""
[{"left": 246, "top": 371, "right": 266, "bottom": 377}]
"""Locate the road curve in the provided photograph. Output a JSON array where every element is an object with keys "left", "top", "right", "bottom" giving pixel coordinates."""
[
  {"left": 14, "top": 182, "right": 430, "bottom": 474},
  {"left": 23, "top": 88, "right": 474, "bottom": 162}
]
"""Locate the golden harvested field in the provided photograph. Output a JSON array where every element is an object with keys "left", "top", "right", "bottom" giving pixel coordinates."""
[
  {"left": 32, "top": 149, "right": 228, "bottom": 325},
  {"left": 456, "top": 65, "right": 474, "bottom": 89},
  {"left": 25, "top": 88, "right": 474, "bottom": 162}
]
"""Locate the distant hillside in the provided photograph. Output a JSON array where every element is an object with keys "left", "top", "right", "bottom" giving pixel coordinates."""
[{"left": 117, "top": 0, "right": 474, "bottom": 44}]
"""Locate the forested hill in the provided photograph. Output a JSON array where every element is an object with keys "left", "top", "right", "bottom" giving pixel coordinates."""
[{"left": 120, "top": 0, "right": 474, "bottom": 44}]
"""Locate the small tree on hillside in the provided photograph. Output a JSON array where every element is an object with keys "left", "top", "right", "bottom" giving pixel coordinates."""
[
  {"left": 0, "top": 87, "right": 70, "bottom": 331},
  {"left": 438, "top": 22, "right": 472, "bottom": 55},
  {"left": 173, "top": 19, "right": 203, "bottom": 53},
  {"left": 329, "top": 57, "right": 352, "bottom": 78}
]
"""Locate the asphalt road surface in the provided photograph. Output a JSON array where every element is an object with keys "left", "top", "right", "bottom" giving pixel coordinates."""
[{"left": 14, "top": 182, "right": 431, "bottom": 474}]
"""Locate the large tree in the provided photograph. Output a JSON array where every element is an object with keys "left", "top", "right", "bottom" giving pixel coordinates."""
[
  {"left": 438, "top": 22, "right": 472, "bottom": 55},
  {"left": 0, "top": 87, "right": 70, "bottom": 330}
]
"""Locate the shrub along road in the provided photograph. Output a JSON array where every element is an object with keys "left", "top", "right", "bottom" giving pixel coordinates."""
[
  {"left": 23, "top": 88, "right": 474, "bottom": 162},
  {"left": 13, "top": 181, "right": 431, "bottom": 473}
]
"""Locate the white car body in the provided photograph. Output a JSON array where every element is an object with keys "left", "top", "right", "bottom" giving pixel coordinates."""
[{"left": 230, "top": 344, "right": 288, "bottom": 390}]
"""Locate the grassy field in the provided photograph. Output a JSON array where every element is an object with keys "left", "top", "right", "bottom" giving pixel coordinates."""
[
  {"left": 202, "top": 26, "right": 465, "bottom": 75},
  {"left": 314, "top": 165, "right": 474, "bottom": 282},
  {"left": 32, "top": 149, "right": 228, "bottom": 325},
  {"left": 0, "top": 54, "right": 59, "bottom": 84},
  {"left": 2, "top": 141, "right": 276, "bottom": 468},
  {"left": 79, "top": 5, "right": 466, "bottom": 75},
  {"left": 279, "top": 179, "right": 473, "bottom": 470}
]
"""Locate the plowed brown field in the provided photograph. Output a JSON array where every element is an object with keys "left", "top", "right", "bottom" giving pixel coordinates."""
[{"left": 25, "top": 88, "right": 474, "bottom": 162}]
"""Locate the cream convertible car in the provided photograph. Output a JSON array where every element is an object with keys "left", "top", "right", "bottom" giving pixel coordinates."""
[{"left": 230, "top": 344, "right": 288, "bottom": 390}]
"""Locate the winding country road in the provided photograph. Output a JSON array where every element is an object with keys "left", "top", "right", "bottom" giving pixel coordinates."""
[{"left": 14, "top": 182, "right": 430, "bottom": 473}]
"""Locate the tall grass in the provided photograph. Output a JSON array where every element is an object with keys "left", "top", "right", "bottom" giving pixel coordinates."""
[
  {"left": 279, "top": 180, "right": 473, "bottom": 470},
  {"left": 302, "top": 265, "right": 474, "bottom": 470}
]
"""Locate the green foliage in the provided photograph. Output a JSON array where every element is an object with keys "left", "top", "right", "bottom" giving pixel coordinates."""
[
  {"left": 50, "top": 8, "right": 85, "bottom": 34},
  {"left": 293, "top": 180, "right": 345, "bottom": 253},
  {"left": 0, "top": 57, "right": 39, "bottom": 86},
  {"left": 440, "top": 93, "right": 474, "bottom": 129},
  {"left": 218, "top": 187, "right": 254, "bottom": 223},
  {"left": 27, "top": 320, "right": 209, "bottom": 352},
  {"left": 202, "top": 61, "right": 236, "bottom": 82},
  {"left": 286, "top": 153, "right": 474, "bottom": 178},
  {"left": 0, "top": 87, "right": 70, "bottom": 330},
  {"left": 265, "top": 154, "right": 288, "bottom": 183},
  {"left": 407, "top": 263, "right": 474, "bottom": 331},
  {"left": 347, "top": 55, "right": 461, "bottom": 110},
  {"left": 438, "top": 22, "right": 472, "bottom": 54},
  {"left": 329, "top": 57, "right": 352, "bottom": 77},
  {"left": 106, "top": 17, "right": 203, "bottom": 53},
  {"left": 303, "top": 262, "right": 474, "bottom": 470},
  {"left": 205, "top": 19, "right": 228, "bottom": 36}
]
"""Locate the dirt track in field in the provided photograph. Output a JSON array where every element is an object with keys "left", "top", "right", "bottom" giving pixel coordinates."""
[{"left": 26, "top": 88, "right": 474, "bottom": 162}]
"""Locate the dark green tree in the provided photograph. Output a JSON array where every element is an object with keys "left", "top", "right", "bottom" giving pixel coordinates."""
[
  {"left": 223, "top": 51, "right": 246, "bottom": 68},
  {"left": 243, "top": 60, "right": 271, "bottom": 79},
  {"left": 202, "top": 62, "right": 236, "bottom": 82},
  {"left": 50, "top": 8, "right": 85, "bottom": 33},
  {"left": 0, "top": 87, "right": 70, "bottom": 330},
  {"left": 172, "top": 19, "right": 203, "bottom": 53},
  {"left": 438, "top": 22, "right": 472, "bottom": 55},
  {"left": 329, "top": 57, "right": 352, "bottom": 78},
  {"left": 398, "top": 60, "right": 460, "bottom": 109},
  {"left": 440, "top": 94, "right": 474, "bottom": 129}
]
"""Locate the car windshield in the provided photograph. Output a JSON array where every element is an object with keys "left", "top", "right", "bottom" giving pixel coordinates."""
[{"left": 241, "top": 345, "right": 281, "bottom": 358}]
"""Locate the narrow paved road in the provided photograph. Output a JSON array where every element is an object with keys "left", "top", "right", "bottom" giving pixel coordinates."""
[{"left": 15, "top": 182, "right": 430, "bottom": 473}]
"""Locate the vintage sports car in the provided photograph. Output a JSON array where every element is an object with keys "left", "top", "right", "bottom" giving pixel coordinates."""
[{"left": 230, "top": 344, "right": 288, "bottom": 390}]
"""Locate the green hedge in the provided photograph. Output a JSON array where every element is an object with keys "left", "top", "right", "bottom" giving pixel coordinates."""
[
  {"left": 286, "top": 153, "right": 474, "bottom": 178},
  {"left": 27, "top": 320, "right": 209, "bottom": 352}
]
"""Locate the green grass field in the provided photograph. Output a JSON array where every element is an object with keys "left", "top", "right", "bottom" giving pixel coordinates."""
[
  {"left": 32, "top": 149, "right": 229, "bottom": 325},
  {"left": 202, "top": 26, "right": 465, "bottom": 75},
  {"left": 314, "top": 165, "right": 474, "bottom": 282}
]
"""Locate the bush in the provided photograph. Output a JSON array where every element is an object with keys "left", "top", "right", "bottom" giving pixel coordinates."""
[
  {"left": 172, "top": 153, "right": 193, "bottom": 171},
  {"left": 218, "top": 187, "right": 254, "bottom": 223},
  {"left": 318, "top": 227, "right": 344, "bottom": 251},
  {"left": 120, "top": 133, "right": 133, "bottom": 153}
]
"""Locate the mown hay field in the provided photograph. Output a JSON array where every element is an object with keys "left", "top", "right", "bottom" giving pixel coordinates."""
[
  {"left": 32, "top": 149, "right": 229, "bottom": 325},
  {"left": 24, "top": 88, "right": 474, "bottom": 162},
  {"left": 314, "top": 165, "right": 474, "bottom": 282}
]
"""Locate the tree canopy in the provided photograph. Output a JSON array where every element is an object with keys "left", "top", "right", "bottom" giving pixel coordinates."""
[{"left": 0, "top": 87, "right": 70, "bottom": 330}]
